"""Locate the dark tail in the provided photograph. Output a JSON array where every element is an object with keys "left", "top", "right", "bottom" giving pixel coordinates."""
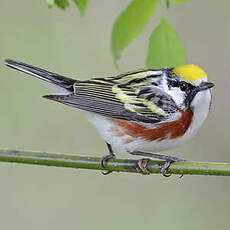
[{"left": 5, "top": 59, "right": 76, "bottom": 92}]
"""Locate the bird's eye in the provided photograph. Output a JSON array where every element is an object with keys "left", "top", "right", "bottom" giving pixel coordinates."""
[{"left": 180, "top": 82, "right": 189, "bottom": 92}]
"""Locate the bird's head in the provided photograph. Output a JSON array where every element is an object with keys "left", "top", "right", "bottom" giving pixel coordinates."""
[{"left": 164, "top": 64, "right": 215, "bottom": 110}]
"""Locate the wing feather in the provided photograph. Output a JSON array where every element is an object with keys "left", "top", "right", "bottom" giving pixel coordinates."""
[
  {"left": 44, "top": 94, "right": 162, "bottom": 123},
  {"left": 44, "top": 70, "right": 179, "bottom": 124}
]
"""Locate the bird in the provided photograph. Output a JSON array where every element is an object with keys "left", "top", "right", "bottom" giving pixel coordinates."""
[{"left": 5, "top": 59, "right": 214, "bottom": 176}]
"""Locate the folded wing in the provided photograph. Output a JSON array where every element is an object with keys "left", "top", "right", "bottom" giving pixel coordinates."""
[{"left": 44, "top": 75, "right": 179, "bottom": 124}]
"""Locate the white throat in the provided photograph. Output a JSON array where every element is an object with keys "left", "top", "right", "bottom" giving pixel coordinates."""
[{"left": 184, "top": 89, "right": 211, "bottom": 140}]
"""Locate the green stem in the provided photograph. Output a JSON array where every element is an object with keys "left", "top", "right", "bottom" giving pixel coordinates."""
[
  {"left": 159, "top": 0, "right": 165, "bottom": 18},
  {"left": 0, "top": 149, "right": 230, "bottom": 176}
]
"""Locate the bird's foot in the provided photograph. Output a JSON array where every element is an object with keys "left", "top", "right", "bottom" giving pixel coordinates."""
[
  {"left": 129, "top": 151, "right": 185, "bottom": 177},
  {"left": 137, "top": 159, "right": 150, "bottom": 175},
  {"left": 101, "top": 143, "right": 116, "bottom": 175},
  {"left": 157, "top": 156, "right": 185, "bottom": 177},
  {"left": 158, "top": 160, "right": 172, "bottom": 177},
  {"left": 101, "top": 153, "right": 116, "bottom": 175}
]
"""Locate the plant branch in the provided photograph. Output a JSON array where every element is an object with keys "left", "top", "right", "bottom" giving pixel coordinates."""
[{"left": 0, "top": 149, "right": 230, "bottom": 176}]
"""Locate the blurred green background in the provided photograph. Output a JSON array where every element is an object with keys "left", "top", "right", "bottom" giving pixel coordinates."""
[{"left": 1, "top": 0, "right": 230, "bottom": 229}]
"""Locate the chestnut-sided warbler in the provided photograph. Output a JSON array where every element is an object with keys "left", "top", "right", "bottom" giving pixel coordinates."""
[{"left": 5, "top": 59, "right": 214, "bottom": 176}]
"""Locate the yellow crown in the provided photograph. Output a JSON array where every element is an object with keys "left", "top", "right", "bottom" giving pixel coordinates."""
[{"left": 172, "top": 64, "right": 207, "bottom": 83}]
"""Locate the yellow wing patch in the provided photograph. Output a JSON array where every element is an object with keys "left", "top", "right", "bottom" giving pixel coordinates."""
[
  {"left": 172, "top": 64, "right": 207, "bottom": 83},
  {"left": 112, "top": 85, "right": 166, "bottom": 116}
]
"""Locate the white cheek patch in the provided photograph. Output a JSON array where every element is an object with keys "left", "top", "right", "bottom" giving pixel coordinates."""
[
  {"left": 161, "top": 77, "right": 185, "bottom": 107},
  {"left": 156, "top": 74, "right": 184, "bottom": 107},
  {"left": 167, "top": 87, "right": 185, "bottom": 106}
]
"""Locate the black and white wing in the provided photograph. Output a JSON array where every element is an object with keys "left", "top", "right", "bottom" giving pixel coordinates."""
[
  {"left": 44, "top": 70, "right": 179, "bottom": 123},
  {"left": 5, "top": 59, "right": 179, "bottom": 124}
]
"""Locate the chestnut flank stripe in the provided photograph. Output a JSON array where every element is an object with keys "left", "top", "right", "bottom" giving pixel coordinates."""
[{"left": 109, "top": 109, "right": 193, "bottom": 142}]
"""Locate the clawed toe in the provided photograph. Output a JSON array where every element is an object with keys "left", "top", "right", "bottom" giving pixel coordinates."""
[
  {"left": 158, "top": 158, "right": 185, "bottom": 177},
  {"left": 101, "top": 154, "right": 116, "bottom": 175},
  {"left": 101, "top": 170, "right": 113, "bottom": 175},
  {"left": 137, "top": 159, "right": 150, "bottom": 175},
  {"left": 129, "top": 151, "right": 186, "bottom": 177},
  {"left": 158, "top": 161, "right": 172, "bottom": 177},
  {"left": 101, "top": 154, "right": 115, "bottom": 168},
  {"left": 101, "top": 146, "right": 185, "bottom": 177},
  {"left": 101, "top": 143, "right": 116, "bottom": 175}
]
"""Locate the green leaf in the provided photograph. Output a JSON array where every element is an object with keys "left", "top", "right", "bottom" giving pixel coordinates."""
[
  {"left": 111, "top": 0, "right": 158, "bottom": 65},
  {"left": 72, "top": 0, "right": 88, "bottom": 16},
  {"left": 54, "top": 0, "right": 70, "bottom": 9},
  {"left": 168, "top": 0, "right": 187, "bottom": 3},
  {"left": 47, "top": 0, "right": 55, "bottom": 8},
  {"left": 146, "top": 17, "right": 186, "bottom": 68}
]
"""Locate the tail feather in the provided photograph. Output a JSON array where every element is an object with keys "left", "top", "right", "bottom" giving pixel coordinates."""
[{"left": 5, "top": 59, "right": 76, "bottom": 91}]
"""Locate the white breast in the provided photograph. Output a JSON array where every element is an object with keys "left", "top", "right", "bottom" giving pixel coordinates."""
[
  {"left": 85, "top": 88, "right": 211, "bottom": 154},
  {"left": 182, "top": 89, "right": 211, "bottom": 141}
]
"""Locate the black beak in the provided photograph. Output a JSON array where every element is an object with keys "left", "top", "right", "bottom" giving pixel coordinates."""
[
  {"left": 185, "top": 81, "right": 214, "bottom": 108},
  {"left": 197, "top": 81, "right": 215, "bottom": 92}
]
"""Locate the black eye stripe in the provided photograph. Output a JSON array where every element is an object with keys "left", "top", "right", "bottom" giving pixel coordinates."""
[
  {"left": 168, "top": 79, "right": 195, "bottom": 93},
  {"left": 180, "top": 82, "right": 189, "bottom": 91},
  {"left": 180, "top": 81, "right": 196, "bottom": 94},
  {"left": 169, "top": 79, "right": 179, "bottom": 87}
]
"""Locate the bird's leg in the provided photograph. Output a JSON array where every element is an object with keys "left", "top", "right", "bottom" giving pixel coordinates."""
[
  {"left": 101, "top": 143, "right": 116, "bottom": 175},
  {"left": 129, "top": 151, "right": 185, "bottom": 177}
]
